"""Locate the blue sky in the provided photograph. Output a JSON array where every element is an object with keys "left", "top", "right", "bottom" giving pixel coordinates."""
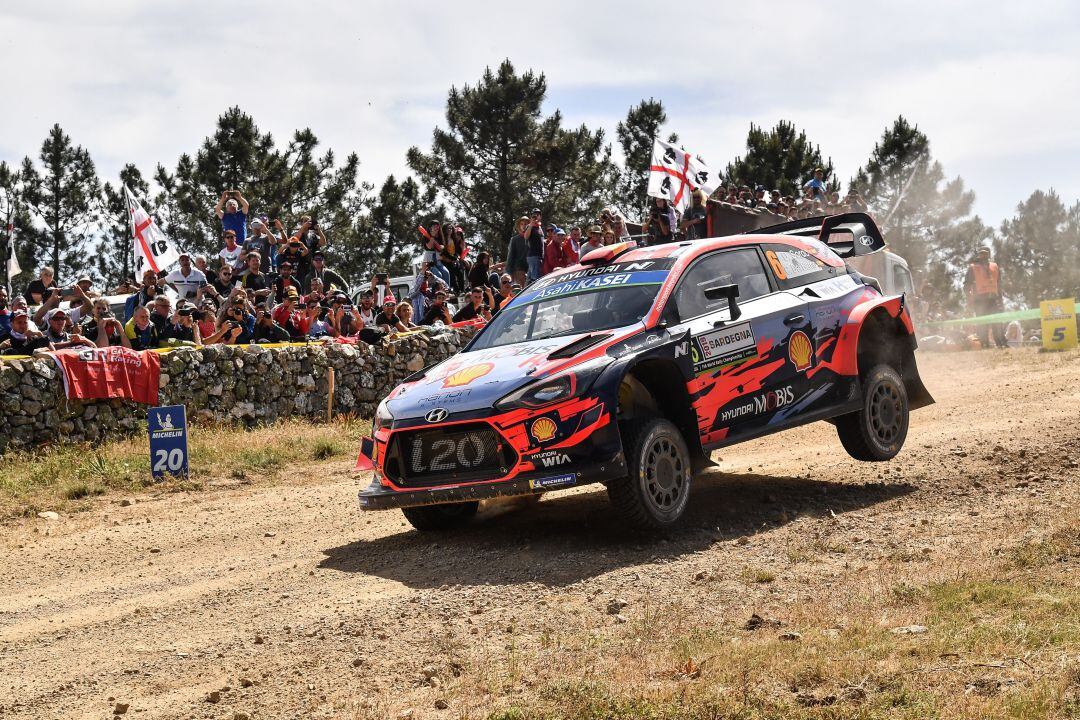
[{"left": 2, "top": 0, "right": 1078, "bottom": 229}]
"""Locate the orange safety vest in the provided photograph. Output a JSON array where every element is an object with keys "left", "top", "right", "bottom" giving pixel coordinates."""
[{"left": 969, "top": 261, "right": 1000, "bottom": 296}]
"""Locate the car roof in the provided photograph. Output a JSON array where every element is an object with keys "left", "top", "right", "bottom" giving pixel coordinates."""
[{"left": 567, "top": 233, "right": 804, "bottom": 272}]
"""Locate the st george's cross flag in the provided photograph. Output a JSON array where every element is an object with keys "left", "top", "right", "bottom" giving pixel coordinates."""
[
  {"left": 646, "top": 138, "right": 719, "bottom": 212},
  {"left": 125, "top": 186, "right": 180, "bottom": 276}
]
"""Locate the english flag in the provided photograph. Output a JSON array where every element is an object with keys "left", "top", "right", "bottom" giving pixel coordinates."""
[
  {"left": 126, "top": 186, "right": 180, "bottom": 276},
  {"left": 646, "top": 138, "right": 719, "bottom": 212}
]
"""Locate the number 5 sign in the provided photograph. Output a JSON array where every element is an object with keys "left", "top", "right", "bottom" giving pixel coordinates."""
[
  {"left": 148, "top": 405, "right": 189, "bottom": 480},
  {"left": 1039, "top": 298, "right": 1077, "bottom": 351}
]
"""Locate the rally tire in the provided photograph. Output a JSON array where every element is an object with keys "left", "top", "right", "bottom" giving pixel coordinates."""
[
  {"left": 401, "top": 501, "right": 479, "bottom": 532},
  {"left": 608, "top": 418, "right": 693, "bottom": 530},
  {"left": 836, "top": 364, "right": 909, "bottom": 461}
]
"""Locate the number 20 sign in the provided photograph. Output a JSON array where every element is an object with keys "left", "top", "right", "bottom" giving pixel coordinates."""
[{"left": 147, "top": 405, "right": 189, "bottom": 480}]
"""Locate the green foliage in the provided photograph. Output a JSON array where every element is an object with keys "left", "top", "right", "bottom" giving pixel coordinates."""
[
  {"left": 614, "top": 98, "right": 677, "bottom": 218},
  {"left": 724, "top": 120, "right": 837, "bottom": 198},
  {"left": 850, "top": 116, "right": 988, "bottom": 306},
  {"left": 367, "top": 175, "right": 444, "bottom": 277},
  {"left": 407, "top": 59, "right": 614, "bottom": 254},
  {"left": 996, "top": 189, "right": 1080, "bottom": 307},
  {"left": 153, "top": 107, "right": 376, "bottom": 284},
  {"left": 17, "top": 124, "right": 101, "bottom": 281},
  {"left": 96, "top": 163, "right": 149, "bottom": 289}
]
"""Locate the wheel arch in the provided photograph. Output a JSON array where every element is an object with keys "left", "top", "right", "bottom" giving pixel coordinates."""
[
  {"left": 615, "top": 357, "right": 707, "bottom": 465},
  {"left": 850, "top": 299, "right": 934, "bottom": 410}
]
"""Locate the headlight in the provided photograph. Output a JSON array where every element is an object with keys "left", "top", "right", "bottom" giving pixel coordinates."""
[
  {"left": 374, "top": 399, "right": 393, "bottom": 430},
  {"left": 495, "top": 358, "right": 611, "bottom": 411}
]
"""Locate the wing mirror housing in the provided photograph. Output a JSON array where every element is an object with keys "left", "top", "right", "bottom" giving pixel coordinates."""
[{"left": 703, "top": 283, "right": 741, "bottom": 321}]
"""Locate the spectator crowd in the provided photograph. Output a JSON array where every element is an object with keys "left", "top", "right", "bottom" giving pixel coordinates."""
[{"left": 0, "top": 172, "right": 872, "bottom": 356}]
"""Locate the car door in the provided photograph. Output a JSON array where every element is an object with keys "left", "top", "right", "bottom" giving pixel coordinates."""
[{"left": 667, "top": 246, "right": 810, "bottom": 448}]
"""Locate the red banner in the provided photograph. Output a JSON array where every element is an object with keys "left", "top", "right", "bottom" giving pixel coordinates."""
[{"left": 51, "top": 347, "right": 161, "bottom": 405}]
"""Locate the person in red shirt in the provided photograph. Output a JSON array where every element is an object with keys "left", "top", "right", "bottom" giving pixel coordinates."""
[
  {"left": 271, "top": 288, "right": 311, "bottom": 338},
  {"left": 542, "top": 228, "right": 578, "bottom": 275}
]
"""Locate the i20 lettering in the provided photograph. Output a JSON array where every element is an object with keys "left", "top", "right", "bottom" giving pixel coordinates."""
[{"left": 410, "top": 433, "right": 487, "bottom": 473}]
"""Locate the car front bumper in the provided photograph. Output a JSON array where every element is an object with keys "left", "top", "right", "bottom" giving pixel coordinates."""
[{"left": 357, "top": 455, "right": 626, "bottom": 510}]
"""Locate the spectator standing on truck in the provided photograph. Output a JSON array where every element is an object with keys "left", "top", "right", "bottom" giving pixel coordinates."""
[
  {"left": 964, "top": 247, "right": 1007, "bottom": 349},
  {"left": 525, "top": 210, "right": 546, "bottom": 281},
  {"left": 680, "top": 189, "right": 709, "bottom": 240}
]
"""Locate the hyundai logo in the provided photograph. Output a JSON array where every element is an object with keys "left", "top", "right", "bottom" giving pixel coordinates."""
[{"left": 425, "top": 408, "right": 449, "bottom": 423}]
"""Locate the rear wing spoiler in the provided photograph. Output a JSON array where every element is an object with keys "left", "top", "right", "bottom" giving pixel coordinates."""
[{"left": 747, "top": 212, "right": 886, "bottom": 259}]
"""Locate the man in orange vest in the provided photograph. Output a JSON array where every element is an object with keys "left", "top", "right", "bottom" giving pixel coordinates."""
[{"left": 963, "top": 247, "right": 1006, "bottom": 349}]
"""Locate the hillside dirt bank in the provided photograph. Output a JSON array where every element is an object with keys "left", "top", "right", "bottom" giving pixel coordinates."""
[{"left": 1, "top": 348, "right": 1078, "bottom": 719}]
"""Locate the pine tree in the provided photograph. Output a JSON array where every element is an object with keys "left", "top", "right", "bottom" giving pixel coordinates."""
[
  {"left": 18, "top": 124, "right": 101, "bottom": 282},
  {"left": 154, "top": 107, "right": 375, "bottom": 276},
  {"left": 407, "top": 60, "right": 614, "bottom": 255},
  {"left": 725, "top": 120, "right": 837, "bottom": 197},
  {"left": 96, "top": 164, "right": 149, "bottom": 289},
  {"left": 367, "top": 175, "right": 443, "bottom": 277},
  {"left": 996, "top": 189, "right": 1080, "bottom": 308},
  {"left": 613, "top": 99, "right": 677, "bottom": 218},
  {"left": 851, "top": 116, "right": 987, "bottom": 304}
]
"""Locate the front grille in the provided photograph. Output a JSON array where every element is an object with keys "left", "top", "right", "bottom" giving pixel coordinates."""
[{"left": 386, "top": 423, "right": 517, "bottom": 487}]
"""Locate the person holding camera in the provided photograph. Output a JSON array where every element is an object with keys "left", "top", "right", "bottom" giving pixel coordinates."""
[
  {"left": 124, "top": 269, "right": 163, "bottom": 321},
  {"left": 124, "top": 306, "right": 161, "bottom": 350},
  {"left": 25, "top": 267, "right": 58, "bottom": 305},
  {"left": 238, "top": 252, "right": 272, "bottom": 304},
  {"left": 81, "top": 298, "right": 130, "bottom": 348},
  {"left": 285, "top": 215, "right": 325, "bottom": 279},
  {"left": 252, "top": 307, "right": 291, "bottom": 343},
  {"left": 163, "top": 301, "right": 202, "bottom": 345},
  {"left": 271, "top": 288, "right": 311, "bottom": 339},
  {"left": 196, "top": 298, "right": 219, "bottom": 339},
  {"left": 306, "top": 251, "right": 347, "bottom": 295},
  {"left": 452, "top": 287, "right": 493, "bottom": 323},
  {"left": 214, "top": 190, "right": 250, "bottom": 245},
  {"left": 272, "top": 261, "right": 304, "bottom": 304},
  {"left": 211, "top": 298, "right": 253, "bottom": 345},
  {"left": 420, "top": 290, "right": 454, "bottom": 326}
]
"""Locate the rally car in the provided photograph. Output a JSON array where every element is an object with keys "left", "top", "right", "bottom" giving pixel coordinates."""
[{"left": 355, "top": 213, "right": 933, "bottom": 531}]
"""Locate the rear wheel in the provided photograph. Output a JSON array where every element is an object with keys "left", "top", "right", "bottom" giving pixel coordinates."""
[
  {"left": 836, "top": 364, "right": 909, "bottom": 461},
  {"left": 608, "top": 418, "right": 692, "bottom": 530},
  {"left": 401, "top": 501, "right": 479, "bottom": 532}
]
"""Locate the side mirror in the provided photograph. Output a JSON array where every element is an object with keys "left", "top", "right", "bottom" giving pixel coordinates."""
[{"left": 703, "top": 283, "right": 741, "bottom": 321}]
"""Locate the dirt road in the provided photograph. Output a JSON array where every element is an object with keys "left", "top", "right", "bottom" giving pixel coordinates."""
[{"left": 1, "top": 349, "right": 1078, "bottom": 718}]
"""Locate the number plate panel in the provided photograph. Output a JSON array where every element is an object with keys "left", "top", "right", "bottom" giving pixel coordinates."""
[{"left": 386, "top": 423, "right": 516, "bottom": 487}]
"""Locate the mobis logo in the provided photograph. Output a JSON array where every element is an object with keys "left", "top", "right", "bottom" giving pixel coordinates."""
[{"left": 719, "top": 386, "right": 795, "bottom": 423}]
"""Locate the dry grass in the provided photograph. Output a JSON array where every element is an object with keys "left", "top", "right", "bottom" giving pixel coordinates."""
[
  {"left": 0, "top": 416, "right": 370, "bottom": 518},
  {"left": 464, "top": 512, "right": 1080, "bottom": 720}
]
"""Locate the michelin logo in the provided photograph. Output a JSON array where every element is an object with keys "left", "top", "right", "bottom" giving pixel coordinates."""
[{"left": 530, "top": 473, "right": 576, "bottom": 490}]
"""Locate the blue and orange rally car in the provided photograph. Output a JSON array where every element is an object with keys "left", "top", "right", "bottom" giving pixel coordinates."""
[{"left": 356, "top": 213, "right": 933, "bottom": 531}]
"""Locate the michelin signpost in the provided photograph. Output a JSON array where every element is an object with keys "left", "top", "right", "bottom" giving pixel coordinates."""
[{"left": 148, "top": 405, "right": 189, "bottom": 480}]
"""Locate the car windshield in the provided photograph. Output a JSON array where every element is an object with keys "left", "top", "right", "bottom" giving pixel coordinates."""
[{"left": 469, "top": 283, "right": 661, "bottom": 350}]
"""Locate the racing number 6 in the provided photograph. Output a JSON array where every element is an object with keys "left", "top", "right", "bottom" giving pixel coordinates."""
[{"left": 765, "top": 250, "right": 787, "bottom": 280}]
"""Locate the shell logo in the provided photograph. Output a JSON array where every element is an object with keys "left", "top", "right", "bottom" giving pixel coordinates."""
[
  {"left": 442, "top": 362, "right": 494, "bottom": 388},
  {"left": 530, "top": 417, "right": 557, "bottom": 443},
  {"left": 789, "top": 330, "right": 814, "bottom": 372}
]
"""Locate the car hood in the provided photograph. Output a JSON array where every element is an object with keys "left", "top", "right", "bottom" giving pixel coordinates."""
[{"left": 385, "top": 333, "right": 597, "bottom": 419}]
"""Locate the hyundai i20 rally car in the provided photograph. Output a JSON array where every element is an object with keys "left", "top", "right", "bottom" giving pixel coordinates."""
[{"left": 356, "top": 213, "right": 933, "bottom": 531}]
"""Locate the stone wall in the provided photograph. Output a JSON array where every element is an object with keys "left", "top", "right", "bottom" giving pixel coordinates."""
[{"left": 0, "top": 327, "right": 473, "bottom": 454}]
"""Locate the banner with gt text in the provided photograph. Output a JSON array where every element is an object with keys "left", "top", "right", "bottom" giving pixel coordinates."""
[{"left": 51, "top": 346, "right": 161, "bottom": 405}]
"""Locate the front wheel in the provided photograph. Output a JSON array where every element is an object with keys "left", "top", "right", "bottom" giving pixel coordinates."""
[
  {"left": 608, "top": 418, "right": 692, "bottom": 530},
  {"left": 836, "top": 364, "right": 909, "bottom": 461},
  {"left": 401, "top": 501, "right": 479, "bottom": 532}
]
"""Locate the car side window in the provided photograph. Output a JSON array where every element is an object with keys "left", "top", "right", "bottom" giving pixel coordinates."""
[
  {"left": 762, "top": 242, "right": 844, "bottom": 289},
  {"left": 672, "top": 248, "right": 771, "bottom": 322},
  {"left": 892, "top": 264, "right": 914, "bottom": 297}
]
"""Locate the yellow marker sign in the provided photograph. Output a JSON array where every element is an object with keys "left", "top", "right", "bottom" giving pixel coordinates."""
[{"left": 1040, "top": 298, "right": 1077, "bottom": 351}]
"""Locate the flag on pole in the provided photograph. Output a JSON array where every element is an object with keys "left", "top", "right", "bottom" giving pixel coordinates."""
[
  {"left": 125, "top": 186, "right": 180, "bottom": 276},
  {"left": 646, "top": 138, "right": 719, "bottom": 213},
  {"left": 5, "top": 223, "right": 21, "bottom": 280}
]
